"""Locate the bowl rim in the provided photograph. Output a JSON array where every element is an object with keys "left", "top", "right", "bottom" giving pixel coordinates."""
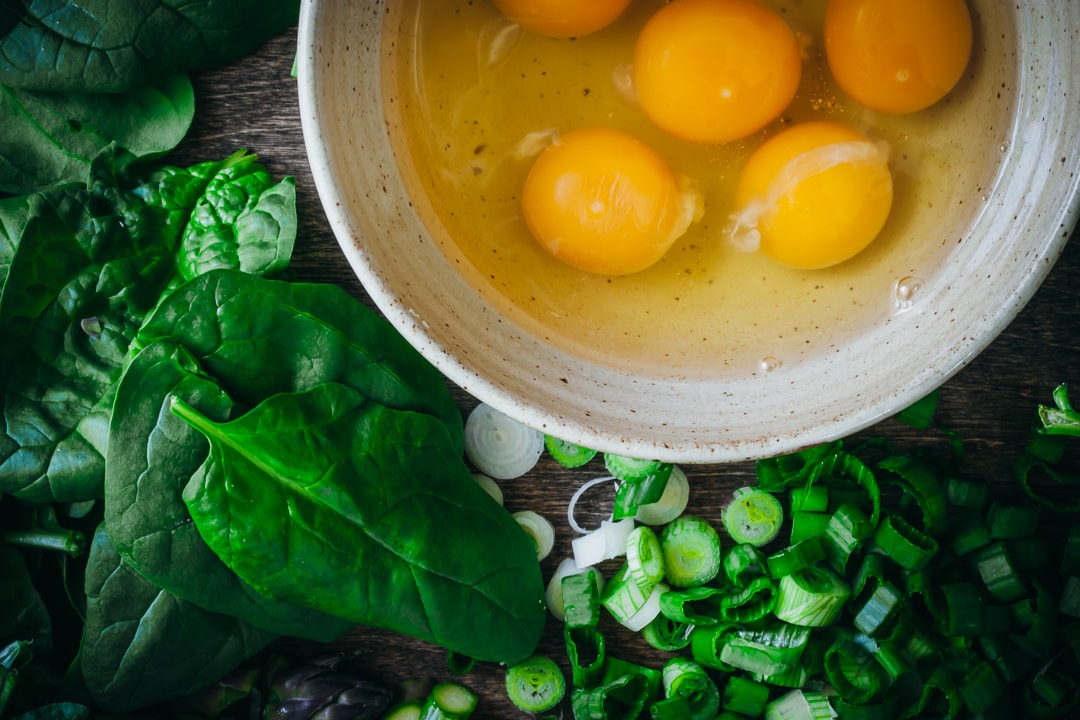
[{"left": 297, "top": 0, "right": 1080, "bottom": 464}]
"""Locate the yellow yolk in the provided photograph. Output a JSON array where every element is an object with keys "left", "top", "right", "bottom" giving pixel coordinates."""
[
  {"left": 491, "top": 0, "right": 633, "bottom": 38},
  {"left": 728, "top": 121, "right": 893, "bottom": 269},
  {"left": 633, "top": 0, "right": 802, "bottom": 144},
  {"left": 825, "top": 0, "right": 973, "bottom": 114},
  {"left": 522, "top": 127, "right": 702, "bottom": 276}
]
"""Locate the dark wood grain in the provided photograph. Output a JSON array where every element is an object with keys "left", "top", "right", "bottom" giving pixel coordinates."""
[{"left": 174, "top": 29, "right": 1080, "bottom": 718}]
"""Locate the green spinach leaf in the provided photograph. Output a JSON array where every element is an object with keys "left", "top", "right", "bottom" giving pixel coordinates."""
[
  {"left": 0, "top": 545, "right": 53, "bottom": 653},
  {"left": 0, "top": 1, "right": 301, "bottom": 94},
  {"left": 78, "top": 525, "right": 278, "bottom": 713},
  {"left": 175, "top": 381, "right": 546, "bottom": 664},
  {"left": 102, "top": 340, "right": 354, "bottom": 642},
  {"left": 0, "top": 74, "right": 194, "bottom": 194}
]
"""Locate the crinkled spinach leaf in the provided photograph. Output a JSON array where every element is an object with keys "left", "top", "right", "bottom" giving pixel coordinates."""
[
  {"left": 102, "top": 340, "right": 354, "bottom": 642},
  {"left": 0, "top": 73, "right": 194, "bottom": 194},
  {"left": 175, "top": 381, "right": 545, "bottom": 664},
  {"left": 0, "top": 0, "right": 301, "bottom": 93},
  {"left": 78, "top": 524, "right": 278, "bottom": 713}
]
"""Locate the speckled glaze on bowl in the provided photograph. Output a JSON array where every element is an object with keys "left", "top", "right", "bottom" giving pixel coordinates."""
[{"left": 297, "top": 0, "right": 1080, "bottom": 463}]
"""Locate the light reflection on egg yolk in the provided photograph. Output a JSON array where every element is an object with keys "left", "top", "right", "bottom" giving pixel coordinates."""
[
  {"left": 728, "top": 121, "right": 893, "bottom": 269},
  {"left": 825, "top": 0, "right": 973, "bottom": 114},
  {"left": 522, "top": 127, "right": 703, "bottom": 276},
  {"left": 491, "top": 0, "right": 633, "bottom": 38},
  {"left": 633, "top": 0, "right": 802, "bottom": 144}
]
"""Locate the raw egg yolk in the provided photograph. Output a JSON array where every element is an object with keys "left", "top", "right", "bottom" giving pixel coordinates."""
[
  {"left": 728, "top": 121, "right": 893, "bottom": 269},
  {"left": 825, "top": 0, "right": 973, "bottom": 114},
  {"left": 633, "top": 0, "right": 802, "bottom": 144},
  {"left": 491, "top": 0, "right": 632, "bottom": 38},
  {"left": 522, "top": 127, "right": 703, "bottom": 276}
]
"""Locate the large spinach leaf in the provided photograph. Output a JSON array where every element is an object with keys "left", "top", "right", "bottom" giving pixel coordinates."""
[
  {"left": 133, "top": 270, "right": 463, "bottom": 449},
  {"left": 0, "top": 1, "right": 301, "bottom": 94},
  {"left": 175, "top": 381, "right": 546, "bottom": 664},
  {"left": 102, "top": 340, "right": 354, "bottom": 642},
  {"left": 0, "top": 74, "right": 194, "bottom": 194},
  {"left": 78, "top": 525, "right": 278, "bottom": 713},
  {"left": 0, "top": 151, "right": 297, "bottom": 503}
]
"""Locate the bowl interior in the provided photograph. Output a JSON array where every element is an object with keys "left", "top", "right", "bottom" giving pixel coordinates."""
[{"left": 298, "top": 0, "right": 1080, "bottom": 463}]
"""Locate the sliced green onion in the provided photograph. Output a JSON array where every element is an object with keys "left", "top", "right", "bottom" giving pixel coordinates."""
[
  {"left": 852, "top": 582, "right": 905, "bottom": 640},
  {"left": 689, "top": 623, "right": 737, "bottom": 671},
  {"left": 573, "top": 517, "right": 635, "bottom": 568},
  {"left": 790, "top": 485, "right": 829, "bottom": 513},
  {"left": 723, "top": 543, "right": 769, "bottom": 587},
  {"left": 938, "top": 583, "right": 984, "bottom": 637},
  {"left": 977, "top": 634, "right": 1033, "bottom": 683},
  {"left": 896, "top": 389, "right": 939, "bottom": 429},
  {"left": 601, "top": 564, "right": 667, "bottom": 632},
  {"left": 1036, "top": 383, "right": 1080, "bottom": 435},
  {"left": 635, "top": 466, "right": 690, "bottom": 526},
  {"left": 1062, "top": 526, "right": 1080, "bottom": 575},
  {"left": 545, "top": 435, "right": 597, "bottom": 468},
  {"left": 513, "top": 510, "right": 555, "bottom": 561},
  {"left": 565, "top": 625, "right": 606, "bottom": 688},
  {"left": 872, "top": 514, "right": 939, "bottom": 571},
  {"left": 505, "top": 655, "right": 565, "bottom": 714},
  {"left": 823, "top": 634, "right": 885, "bottom": 705},
  {"left": 614, "top": 470, "right": 673, "bottom": 522},
  {"left": 561, "top": 569, "right": 602, "bottom": 629},
  {"left": 421, "top": 681, "right": 478, "bottom": 720},
  {"left": 987, "top": 501, "right": 1041, "bottom": 540},
  {"left": 602, "top": 657, "right": 663, "bottom": 706},
  {"left": 545, "top": 557, "right": 605, "bottom": 622},
  {"left": 721, "top": 487, "right": 784, "bottom": 547},
  {"left": 789, "top": 512, "right": 831, "bottom": 544},
  {"left": 661, "top": 657, "right": 720, "bottom": 720},
  {"left": 626, "top": 525, "right": 665, "bottom": 587},
  {"left": 570, "top": 672, "right": 649, "bottom": 720},
  {"left": 720, "top": 576, "right": 777, "bottom": 624},
  {"left": 567, "top": 476, "right": 618, "bottom": 535},
  {"left": 605, "top": 454, "right": 672, "bottom": 483},
  {"left": 1011, "top": 582, "right": 1057, "bottom": 658},
  {"left": 463, "top": 402, "right": 543, "bottom": 480},
  {"left": 822, "top": 502, "right": 873, "bottom": 574},
  {"left": 958, "top": 660, "right": 1002, "bottom": 715},
  {"left": 383, "top": 700, "right": 423, "bottom": 720},
  {"left": 1059, "top": 576, "right": 1080, "bottom": 618},
  {"left": 660, "top": 586, "right": 726, "bottom": 626},
  {"left": 877, "top": 453, "right": 947, "bottom": 533},
  {"left": 946, "top": 476, "right": 989, "bottom": 509},
  {"left": 815, "top": 451, "right": 881, "bottom": 528},
  {"left": 719, "top": 623, "right": 811, "bottom": 677},
  {"left": 972, "top": 541, "right": 1027, "bottom": 603},
  {"left": 470, "top": 472, "right": 503, "bottom": 504},
  {"left": 767, "top": 537, "right": 825, "bottom": 578},
  {"left": 764, "top": 689, "right": 836, "bottom": 720},
  {"left": 755, "top": 441, "right": 842, "bottom": 492},
  {"left": 911, "top": 665, "right": 963, "bottom": 719},
  {"left": 642, "top": 615, "right": 694, "bottom": 652},
  {"left": 774, "top": 565, "right": 851, "bottom": 627},
  {"left": 948, "top": 510, "right": 991, "bottom": 556},
  {"left": 649, "top": 696, "right": 692, "bottom": 720},
  {"left": 721, "top": 676, "right": 769, "bottom": 717},
  {"left": 661, "top": 515, "right": 722, "bottom": 588}
]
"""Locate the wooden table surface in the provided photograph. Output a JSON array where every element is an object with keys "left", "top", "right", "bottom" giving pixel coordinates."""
[{"left": 171, "top": 28, "right": 1080, "bottom": 718}]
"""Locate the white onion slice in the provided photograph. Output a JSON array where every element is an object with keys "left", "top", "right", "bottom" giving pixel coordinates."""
[
  {"left": 567, "top": 476, "right": 618, "bottom": 534},
  {"left": 618, "top": 582, "right": 668, "bottom": 632},
  {"left": 470, "top": 471, "right": 504, "bottom": 505},
  {"left": 634, "top": 465, "right": 690, "bottom": 526},
  {"left": 572, "top": 517, "right": 635, "bottom": 568},
  {"left": 463, "top": 403, "right": 544, "bottom": 480},
  {"left": 544, "top": 557, "right": 606, "bottom": 622},
  {"left": 513, "top": 510, "right": 555, "bottom": 561}
]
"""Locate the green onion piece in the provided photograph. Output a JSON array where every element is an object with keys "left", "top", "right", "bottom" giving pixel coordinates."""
[
  {"left": 790, "top": 485, "right": 829, "bottom": 513},
  {"left": 447, "top": 651, "right": 475, "bottom": 675},
  {"left": 513, "top": 510, "right": 556, "bottom": 561},
  {"left": 987, "top": 501, "right": 1041, "bottom": 540},
  {"left": 720, "top": 576, "right": 777, "bottom": 624},
  {"left": 774, "top": 565, "right": 851, "bottom": 627},
  {"left": 1012, "top": 453, "right": 1080, "bottom": 512},
  {"left": 958, "top": 660, "right": 1002, "bottom": 715},
  {"left": 661, "top": 515, "right": 722, "bottom": 588},
  {"left": 767, "top": 537, "right": 826, "bottom": 578},
  {"left": 614, "top": 472, "right": 673, "bottom": 522},
  {"left": 1037, "top": 383, "right": 1080, "bottom": 436},
  {"left": 721, "top": 675, "right": 769, "bottom": 716},
  {"left": 1008, "top": 536, "right": 1050, "bottom": 572},
  {"left": 1011, "top": 582, "right": 1057, "bottom": 658},
  {"left": 565, "top": 625, "right": 606, "bottom": 688},
  {"left": 421, "top": 681, "right": 478, "bottom": 720},
  {"left": 641, "top": 615, "right": 694, "bottom": 652},
  {"left": 570, "top": 672, "right": 650, "bottom": 720},
  {"left": 1063, "top": 526, "right": 1080, "bottom": 575},
  {"left": 603, "top": 658, "right": 663, "bottom": 706},
  {"left": 562, "top": 570, "right": 602, "bottom": 628},
  {"left": 719, "top": 623, "right": 811, "bottom": 677},
  {"left": 872, "top": 514, "right": 939, "bottom": 571},
  {"left": 689, "top": 623, "right": 736, "bottom": 671},
  {"left": 601, "top": 564, "right": 666, "bottom": 631},
  {"left": 816, "top": 451, "right": 882, "bottom": 528},
  {"left": 649, "top": 696, "right": 692, "bottom": 720},
  {"left": 547, "top": 558, "right": 605, "bottom": 622},
  {"left": 721, "top": 487, "right": 784, "bottom": 547},
  {"left": 626, "top": 526, "right": 666, "bottom": 588},
  {"left": 948, "top": 509, "right": 992, "bottom": 556},
  {"left": 660, "top": 586, "right": 726, "bottom": 626},
  {"left": 972, "top": 541, "right": 1027, "bottom": 603},
  {"left": 751, "top": 663, "right": 810, "bottom": 690},
  {"left": 505, "top": 655, "right": 565, "bottom": 714},
  {"left": 763, "top": 689, "right": 836, "bottom": 720},
  {"left": 605, "top": 454, "right": 672, "bottom": 482},
  {"left": 1059, "top": 576, "right": 1080, "bottom": 618},
  {"left": 823, "top": 634, "right": 885, "bottom": 705},
  {"left": 789, "top": 512, "right": 832, "bottom": 544},
  {"left": 853, "top": 581, "right": 904, "bottom": 640},
  {"left": 545, "top": 435, "right": 597, "bottom": 468},
  {"left": 877, "top": 454, "right": 949, "bottom": 533},
  {"left": 945, "top": 476, "right": 990, "bottom": 509},
  {"left": 383, "top": 700, "right": 423, "bottom": 720},
  {"left": 896, "top": 388, "right": 939, "bottom": 428},
  {"left": 755, "top": 441, "right": 843, "bottom": 492},
  {"left": 723, "top": 543, "right": 769, "bottom": 587},
  {"left": 661, "top": 657, "right": 719, "bottom": 720},
  {"left": 912, "top": 665, "right": 963, "bottom": 719},
  {"left": 822, "top": 503, "right": 873, "bottom": 574},
  {"left": 850, "top": 552, "right": 887, "bottom": 608},
  {"left": 939, "top": 583, "right": 984, "bottom": 636},
  {"left": 977, "top": 634, "right": 1033, "bottom": 683},
  {"left": 636, "top": 466, "right": 691, "bottom": 526}
]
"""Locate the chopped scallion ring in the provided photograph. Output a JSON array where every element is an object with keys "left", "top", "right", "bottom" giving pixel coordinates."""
[
  {"left": 513, "top": 510, "right": 555, "bottom": 561},
  {"left": 662, "top": 515, "right": 722, "bottom": 588},
  {"left": 764, "top": 689, "right": 836, "bottom": 720},
  {"left": 463, "top": 402, "right": 544, "bottom": 480},
  {"left": 774, "top": 566, "right": 851, "bottom": 627},
  {"left": 626, "top": 526, "right": 665, "bottom": 587},
  {"left": 635, "top": 465, "right": 690, "bottom": 526},
  {"left": 661, "top": 657, "right": 721, "bottom": 720},
  {"left": 545, "top": 435, "right": 598, "bottom": 468},
  {"left": 604, "top": 454, "right": 672, "bottom": 482},
  {"left": 505, "top": 655, "right": 566, "bottom": 713},
  {"left": 572, "top": 517, "right": 635, "bottom": 568},
  {"left": 721, "top": 487, "right": 783, "bottom": 547},
  {"left": 545, "top": 557, "right": 605, "bottom": 622},
  {"left": 421, "top": 681, "right": 478, "bottom": 720}
]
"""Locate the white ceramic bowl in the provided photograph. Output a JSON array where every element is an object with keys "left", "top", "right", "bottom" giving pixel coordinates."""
[{"left": 297, "top": 0, "right": 1080, "bottom": 463}]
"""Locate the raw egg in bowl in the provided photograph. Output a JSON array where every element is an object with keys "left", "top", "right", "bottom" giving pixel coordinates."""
[{"left": 297, "top": 0, "right": 1080, "bottom": 463}]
